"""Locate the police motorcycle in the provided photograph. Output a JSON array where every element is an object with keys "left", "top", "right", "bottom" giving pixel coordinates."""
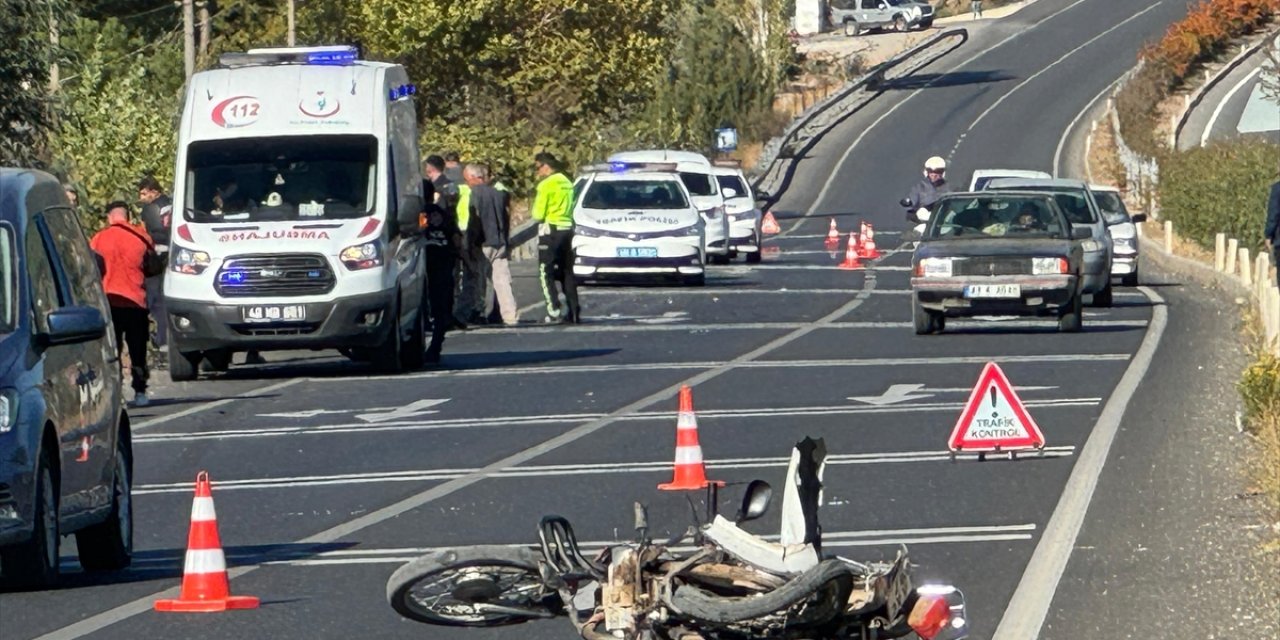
[{"left": 386, "top": 438, "right": 969, "bottom": 640}]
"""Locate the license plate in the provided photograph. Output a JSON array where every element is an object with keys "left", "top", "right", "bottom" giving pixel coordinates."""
[
  {"left": 242, "top": 305, "right": 306, "bottom": 323},
  {"left": 616, "top": 247, "right": 659, "bottom": 258},
  {"left": 964, "top": 284, "right": 1021, "bottom": 299}
]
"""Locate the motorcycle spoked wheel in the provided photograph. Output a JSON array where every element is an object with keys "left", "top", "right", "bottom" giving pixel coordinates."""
[{"left": 386, "top": 546, "right": 561, "bottom": 626}]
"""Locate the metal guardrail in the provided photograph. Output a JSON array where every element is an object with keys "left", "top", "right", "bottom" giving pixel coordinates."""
[{"left": 750, "top": 28, "right": 969, "bottom": 208}]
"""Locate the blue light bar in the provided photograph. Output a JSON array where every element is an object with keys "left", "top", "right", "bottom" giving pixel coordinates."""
[
  {"left": 307, "top": 48, "right": 358, "bottom": 65},
  {"left": 610, "top": 161, "right": 630, "bottom": 172}
]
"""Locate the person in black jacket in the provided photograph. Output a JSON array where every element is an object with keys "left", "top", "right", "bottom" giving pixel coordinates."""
[
  {"left": 137, "top": 175, "right": 172, "bottom": 350},
  {"left": 420, "top": 171, "right": 462, "bottom": 364},
  {"left": 465, "top": 164, "right": 519, "bottom": 326},
  {"left": 1266, "top": 178, "right": 1280, "bottom": 287}
]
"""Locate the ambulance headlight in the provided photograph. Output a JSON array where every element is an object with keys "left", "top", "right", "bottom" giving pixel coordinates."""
[
  {"left": 171, "top": 246, "right": 211, "bottom": 275},
  {"left": 340, "top": 241, "right": 383, "bottom": 270}
]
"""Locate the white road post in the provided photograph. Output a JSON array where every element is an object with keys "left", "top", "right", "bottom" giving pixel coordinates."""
[
  {"left": 1239, "top": 248, "right": 1252, "bottom": 286},
  {"left": 1164, "top": 221, "right": 1174, "bottom": 254},
  {"left": 1269, "top": 287, "right": 1280, "bottom": 354},
  {"left": 1225, "top": 238, "right": 1238, "bottom": 274},
  {"left": 1215, "top": 233, "right": 1226, "bottom": 271}
]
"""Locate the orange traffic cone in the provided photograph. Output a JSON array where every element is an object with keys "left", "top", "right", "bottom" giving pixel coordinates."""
[
  {"left": 762, "top": 211, "right": 781, "bottom": 235},
  {"left": 858, "top": 221, "right": 882, "bottom": 259},
  {"left": 838, "top": 232, "right": 863, "bottom": 270},
  {"left": 155, "top": 472, "right": 260, "bottom": 613},
  {"left": 659, "top": 386, "right": 724, "bottom": 491},
  {"left": 825, "top": 218, "right": 840, "bottom": 251}
]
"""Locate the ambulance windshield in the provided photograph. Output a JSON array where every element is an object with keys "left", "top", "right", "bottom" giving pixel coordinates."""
[{"left": 183, "top": 134, "right": 377, "bottom": 223}]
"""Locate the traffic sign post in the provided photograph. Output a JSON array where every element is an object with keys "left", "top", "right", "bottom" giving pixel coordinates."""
[{"left": 948, "top": 362, "right": 1046, "bottom": 460}]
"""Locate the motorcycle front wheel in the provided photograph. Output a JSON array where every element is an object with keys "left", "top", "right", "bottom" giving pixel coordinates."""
[{"left": 387, "top": 546, "right": 560, "bottom": 626}]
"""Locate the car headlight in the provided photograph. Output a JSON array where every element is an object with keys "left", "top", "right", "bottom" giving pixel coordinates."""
[
  {"left": 574, "top": 225, "right": 602, "bottom": 238},
  {"left": 0, "top": 389, "right": 18, "bottom": 434},
  {"left": 1081, "top": 239, "right": 1102, "bottom": 252},
  {"left": 915, "top": 257, "right": 953, "bottom": 277},
  {"left": 170, "top": 245, "right": 211, "bottom": 275},
  {"left": 1032, "top": 257, "right": 1069, "bottom": 275},
  {"left": 1113, "top": 237, "right": 1135, "bottom": 251},
  {"left": 340, "top": 241, "right": 383, "bottom": 270}
]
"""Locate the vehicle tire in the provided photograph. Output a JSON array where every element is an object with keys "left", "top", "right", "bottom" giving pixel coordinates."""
[
  {"left": 0, "top": 447, "right": 59, "bottom": 587},
  {"left": 167, "top": 342, "right": 201, "bottom": 382},
  {"left": 665, "top": 558, "right": 854, "bottom": 624},
  {"left": 1059, "top": 293, "right": 1083, "bottom": 333},
  {"left": 684, "top": 273, "right": 707, "bottom": 287},
  {"left": 371, "top": 302, "right": 405, "bottom": 374},
  {"left": 203, "top": 349, "right": 231, "bottom": 372},
  {"left": 745, "top": 249, "right": 762, "bottom": 264},
  {"left": 893, "top": 15, "right": 908, "bottom": 32},
  {"left": 1121, "top": 270, "right": 1139, "bottom": 287},
  {"left": 76, "top": 436, "right": 132, "bottom": 571},
  {"left": 844, "top": 19, "right": 862, "bottom": 36},
  {"left": 387, "top": 546, "right": 559, "bottom": 626},
  {"left": 912, "top": 296, "right": 939, "bottom": 335},
  {"left": 1092, "top": 282, "right": 1113, "bottom": 307},
  {"left": 399, "top": 305, "right": 426, "bottom": 371},
  {"left": 920, "top": 18, "right": 934, "bottom": 29}
]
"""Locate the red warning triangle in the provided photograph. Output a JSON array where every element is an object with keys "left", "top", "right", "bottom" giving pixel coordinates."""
[{"left": 949, "top": 362, "right": 1045, "bottom": 452}]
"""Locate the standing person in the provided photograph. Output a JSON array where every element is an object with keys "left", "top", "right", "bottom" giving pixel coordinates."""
[
  {"left": 137, "top": 175, "right": 172, "bottom": 351},
  {"left": 465, "top": 164, "right": 519, "bottom": 326},
  {"left": 971, "top": 0, "right": 983, "bottom": 19},
  {"left": 90, "top": 202, "right": 154, "bottom": 407},
  {"left": 443, "top": 152, "right": 465, "bottom": 186},
  {"left": 532, "top": 151, "right": 579, "bottom": 324},
  {"left": 453, "top": 166, "right": 485, "bottom": 327},
  {"left": 420, "top": 173, "right": 461, "bottom": 365},
  {"left": 1265, "top": 177, "right": 1280, "bottom": 287}
]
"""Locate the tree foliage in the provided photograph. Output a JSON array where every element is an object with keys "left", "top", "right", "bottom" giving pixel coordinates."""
[
  {"left": 0, "top": 0, "right": 72, "bottom": 167},
  {"left": 1158, "top": 139, "right": 1280, "bottom": 250}
]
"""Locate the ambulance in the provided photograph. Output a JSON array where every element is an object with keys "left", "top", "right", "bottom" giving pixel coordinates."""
[{"left": 163, "top": 46, "right": 427, "bottom": 380}]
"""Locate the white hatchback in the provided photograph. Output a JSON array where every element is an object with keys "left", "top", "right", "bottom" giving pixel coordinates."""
[{"left": 571, "top": 165, "right": 706, "bottom": 286}]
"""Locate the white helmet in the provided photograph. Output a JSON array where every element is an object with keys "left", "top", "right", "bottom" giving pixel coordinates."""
[{"left": 924, "top": 156, "right": 947, "bottom": 172}]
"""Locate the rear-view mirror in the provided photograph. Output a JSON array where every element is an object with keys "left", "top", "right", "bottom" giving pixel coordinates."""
[
  {"left": 1130, "top": 213, "right": 1148, "bottom": 223},
  {"left": 736, "top": 479, "right": 773, "bottom": 524},
  {"left": 41, "top": 306, "right": 107, "bottom": 347},
  {"left": 1071, "top": 227, "right": 1092, "bottom": 240}
]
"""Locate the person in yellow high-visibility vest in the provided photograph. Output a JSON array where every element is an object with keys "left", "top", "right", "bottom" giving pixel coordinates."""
[{"left": 531, "top": 152, "right": 579, "bottom": 323}]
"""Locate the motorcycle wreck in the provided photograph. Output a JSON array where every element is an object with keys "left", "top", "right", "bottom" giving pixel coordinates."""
[{"left": 386, "top": 437, "right": 969, "bottom": 639}]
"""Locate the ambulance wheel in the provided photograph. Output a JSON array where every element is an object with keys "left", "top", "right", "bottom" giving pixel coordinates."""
[
  {"left": 168, "top": 337, "right": 200, "bottom": 382},
  {"left": 684, "top": 273, "right": 706, "bottom": 287},
  {"left": 203, "top": 349, "right": 231, "bottom": 372},
  {"left": 745, "top": 249, "right": 762, "bottom": 264}
]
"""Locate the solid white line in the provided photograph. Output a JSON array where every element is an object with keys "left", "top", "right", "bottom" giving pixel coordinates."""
[
  {"left": 133, "top": 446, "right": 1078, "bottom": 493},
  {"left": 992, "top": 285, "right": 1168, "bottom": 639},
  {"left": 135, "top": 377, "right": 304, "bottom": 431},
  {"left": 1202, "top": 66, "right": 1262, "bottom": 146},
  {"left": 1054, "top": 77, "right": 1122, "bottom": 177},
  {"left": 951, "top": 1, "right": 1163, "bottom": 160},
  {"left": 455, "top": 319, "right": 1148, "bottom": 335},
  {"left": 581, "top": 287, "right": 869, "bottom": 295}
]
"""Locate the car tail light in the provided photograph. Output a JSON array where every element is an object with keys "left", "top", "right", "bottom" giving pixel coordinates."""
[{"left": 909, "top": 596, "right": 950, "bottom": 639}]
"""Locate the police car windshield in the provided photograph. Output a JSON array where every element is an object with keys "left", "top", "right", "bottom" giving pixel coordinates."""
[
  {"left": 583, "top": 180, "right": 689, "bottom": 210},
  {"left": 678, "top": 172, "right": 717, "bottom": 197},
  {"left": 183, "top": 134, "right": 376, "bottom": 223},
  {"left": 715, "top": 175, "right": 748, "bottom": 199}
]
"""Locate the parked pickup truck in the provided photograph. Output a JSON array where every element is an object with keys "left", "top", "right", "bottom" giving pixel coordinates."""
[{"left": 829, "top": 0, "right": 935, "bottom": 36}]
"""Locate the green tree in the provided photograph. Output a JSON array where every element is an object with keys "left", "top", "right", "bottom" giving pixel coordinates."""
[{"left": 1, "top": 0, "right": 72, "bottom": 167}]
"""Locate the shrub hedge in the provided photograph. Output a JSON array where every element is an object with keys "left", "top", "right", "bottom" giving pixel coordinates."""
[{"left": 1158, "top": 139, "right": 1280, "bottom": 250}]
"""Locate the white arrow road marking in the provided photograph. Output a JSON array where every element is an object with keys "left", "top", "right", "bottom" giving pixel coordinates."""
[
  {"left": 356, "top": 399, "right": 450, "bottom": 423},
  {"left": 260, "top": 408, "right": 378, "bottom": 419},
  {"left": 849, "top": 383, "right": 934, "bottom": 405}
]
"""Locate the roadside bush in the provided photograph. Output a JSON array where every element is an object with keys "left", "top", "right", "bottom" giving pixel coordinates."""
[
  {"left": 1157, "top": 139, "right": 1279, "bottom": 250},
  {"left": 1239, "top": 350, "right": 1280, "bottom": 421}
]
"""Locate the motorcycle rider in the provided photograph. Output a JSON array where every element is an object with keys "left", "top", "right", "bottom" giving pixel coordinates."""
[{"left": 903, "top": 156, "right": 949, "bottom": 222}]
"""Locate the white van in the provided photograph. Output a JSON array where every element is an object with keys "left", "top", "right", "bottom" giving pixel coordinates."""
[
  {"left": 607, "top": 150, "right": 731, "bottom": 262},
  {"left": 164, "top": 46, "right": 427, "bottom": 380}
]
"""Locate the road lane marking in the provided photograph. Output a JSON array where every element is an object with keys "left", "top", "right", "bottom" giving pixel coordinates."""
[
  {"left": 992, "top": 285, "right": 1168, "bottom": 639},
  {"left": 949, "top": 1, "right": 1163, "bottom": 160},
  {"left": 1054, "top": 77, "right": 1121, "bottom": 177},
  {"left": 455, "top": 318, "right": 1148, "bottom": 335},
  {"left": 134, "top": 378, "right": 304, "bottom": 432},
  {"left": 1204, "top": 66, "right": 1263, "bottom": 145},
  {"left": 134, "top": 394, "right": 1097, "bottom": 442}
]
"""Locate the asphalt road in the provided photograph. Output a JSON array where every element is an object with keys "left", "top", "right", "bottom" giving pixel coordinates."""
[
  {"left": 1178, "top": 32, "right": 1280, "bottom": 150},
  {"left": 0, "top": 1, "right": 1229, "bottom": 638}
]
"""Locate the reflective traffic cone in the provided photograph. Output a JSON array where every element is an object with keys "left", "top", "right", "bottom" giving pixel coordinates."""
[
  {"left": 858, "top": 221, "right": 882, "bottom": 259},
  {"left": 825, "top": 218, "right": 840, "bottom": 251},
  {"left": 155, "top": 472, "right": 260, "bottom": 613},
  {"left": 659, "top": 386, "right": 724, "bottom": 491},
  {"left": 838, "top": 232, "right": 863, "bottom": 270},
  {"left": 762, "top": 211, "right": 781, "bottom": 235}
]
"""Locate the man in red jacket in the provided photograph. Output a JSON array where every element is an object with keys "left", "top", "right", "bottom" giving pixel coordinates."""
[{"left": 90, "top": 201, "right": 154, "bottom": 407}]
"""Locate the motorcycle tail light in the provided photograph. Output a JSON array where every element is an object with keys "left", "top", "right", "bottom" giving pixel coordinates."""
[{"left": 909, "top": 596, "right": 950, "bottom": 639}]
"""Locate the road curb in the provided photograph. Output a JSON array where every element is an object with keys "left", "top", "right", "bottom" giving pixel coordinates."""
[{"left": 1174, "top": 26, "right": 1280, "bottom": 149}]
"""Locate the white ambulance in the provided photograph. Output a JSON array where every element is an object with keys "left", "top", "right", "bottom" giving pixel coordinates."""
[{"left": 164, "top": 46, "right": 427, "bottom": 380}]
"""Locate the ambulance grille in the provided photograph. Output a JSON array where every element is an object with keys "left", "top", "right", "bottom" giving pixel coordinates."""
[{"left": 215, "top": 254, "right": 336, "bottom": 297}]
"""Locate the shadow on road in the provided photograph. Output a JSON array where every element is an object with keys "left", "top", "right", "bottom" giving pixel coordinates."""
[{"left": 880, "top": 69, "right": 1017, "bottom": 91}]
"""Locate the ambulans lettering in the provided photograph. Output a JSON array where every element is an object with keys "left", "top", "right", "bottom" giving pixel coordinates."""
[{"left": 218, "top": 230, "right": 331, "bottom": 243}]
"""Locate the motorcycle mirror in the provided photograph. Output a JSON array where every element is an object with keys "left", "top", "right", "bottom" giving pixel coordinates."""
[
  {"left": 915, "top": 207, "right": 931, "bottom": 222},
  {"left": 737, "top": 480, "right": 773, "bottom": 524},
  {"left": 900, "top": 197, "right": 914, "bottom": 208}
]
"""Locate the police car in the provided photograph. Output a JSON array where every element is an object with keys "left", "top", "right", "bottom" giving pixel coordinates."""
[
  {"left": 607, "top": 150, "right": 730, "bottom": 263},
  {"left": 571, "top": 163, "right": 706, "bottom": 286},
  {"left": 711, "top": 160, "right": 763, "bottom": 263}
]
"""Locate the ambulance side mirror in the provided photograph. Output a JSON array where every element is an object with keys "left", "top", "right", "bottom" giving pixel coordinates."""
[{"left": 397, "top": 194, "right": 424, "bottom": 236}]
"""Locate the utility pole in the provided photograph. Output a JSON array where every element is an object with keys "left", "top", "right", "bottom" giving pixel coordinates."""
[
  {"left": 182, "top": 0, "right": 195, "bottom": 80},
  {"left": 48, "top": 13, "right": 59, "bottom": 92},
  {"left": 198, "top": 1, "right": 210, "bottom": 59},
  {"left": 287, "top": 0, "right": 296, "bottom": 46}
]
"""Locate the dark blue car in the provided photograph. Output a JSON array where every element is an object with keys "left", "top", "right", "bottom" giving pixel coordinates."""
[{"left": 0, "top": 168, "right": 132, "bottom": 587}]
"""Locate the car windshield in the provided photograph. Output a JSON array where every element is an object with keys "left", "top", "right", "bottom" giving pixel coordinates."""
[
  {"left": 678, "top": 172, "right": 717, "bottom": 197},
  {"left": 996, "top": 186, "right": 1098, "bottom": 224},
  {"left": 715, "top": 175, "right": 749, "bottom": 199},
  {"left": 0, "top": 226, "right": 13, "bottom": 333},
  {"left": 184, "top": 134, "right": 377, "bottom": 223},
  {"left": 583, "top": 180, "right": 690, "bottom": 210},
  {"left": 1092, "top": 191, "right": 1130, "bottom": 225},
  {"left": 926, "top": 195, "right": 1067, "bottom": 239}
]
